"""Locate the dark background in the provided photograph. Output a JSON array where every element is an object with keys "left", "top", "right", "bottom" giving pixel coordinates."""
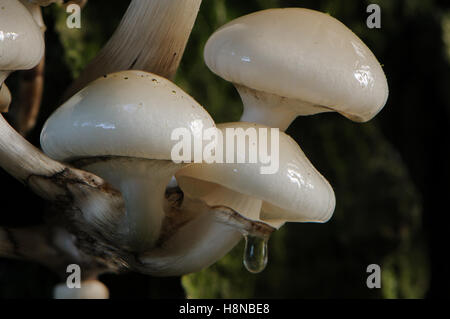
[{"left": 1, "top": 0, "right": 450, "bottom": 299}]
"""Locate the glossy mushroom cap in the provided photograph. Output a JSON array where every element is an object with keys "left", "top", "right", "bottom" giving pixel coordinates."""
[
  {"left": 0, "top": 0, "right": 45, "bottom": 71},
  {"left": 41, "top": 70, "right": 215, "bottom": 162},
  {"left": 176, "top": 122, "right": 335, "bottom": 228},
  {"left": 41, "top": 70, "right": 217, "bottom": 251},
  {"left": 204, "top": 8, "right": 389, "bottom": 124}
]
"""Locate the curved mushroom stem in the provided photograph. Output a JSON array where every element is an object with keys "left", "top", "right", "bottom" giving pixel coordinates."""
[
  {"left": 11, "top": 2, "right": 46, "bottom": 133},
  {"left": 65, "top": 0, "right": 202, "bottom": 99},
  {"left": 0, "top": 114, "right": 65, "bottom": 183},
  {"left": 10, "top": 56, "right": 45, "bottom": 135},
  {"left": 1, "top": 72, "right": 12, "bottom": 114},
  {"left": 53, "top": 279, "right": 109, "bottom": 299},
  {"left": 139, "top": 197, "right": 275, "bottom": 276},
  {"left": 0, "top": 84, "right": 12, "bottom": 113},
  {"left": 236, "top": 84, "right": 331, "bottom": 131},
  {"left": 0, "top": 71, "right": 10, "bottom": 86},
  {"left": 75, "top": 157, "right": 185, "bottom": 252},
  {"left": 140, "top": 209, "right": 242, "bottom": 276}
]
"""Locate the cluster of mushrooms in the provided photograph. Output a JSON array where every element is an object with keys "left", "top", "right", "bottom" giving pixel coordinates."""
[{"left": 0, "top": 0, "right": 388, "bottom": 299}]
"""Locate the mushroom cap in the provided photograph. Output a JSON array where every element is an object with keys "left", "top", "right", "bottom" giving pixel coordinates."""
[
  {"left": 41, "top": 70, "right": 215, "bottom": 162},
  {"left": 176, "top": 122, "right": 335, "bottom": 224},
  {"left": 53, "top": 280, "right": 109, "bottom": 299},
  {"left": 0, "top": 0, "right": 45, "bottom": 70},
  {"left": 204, "top": 8, "right": 388, "bottom": 122}
]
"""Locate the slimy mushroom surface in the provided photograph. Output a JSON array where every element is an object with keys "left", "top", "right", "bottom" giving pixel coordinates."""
[
  {"left": 0, "top": 0, "right": 45, "bottom": 113},
  {"left": 176, "top": 122, "right": 335, "bottom": 272},
  {"left": 204, "top": 8, "right": 389, "bottom": 130},
  {"left": 177, "top": 122, "right": 336, "bottom": 229},
  {"left": 40, "top": 70, "right": 216, "bottom": 251},
  {"left": 0, "top": 0, "right": 45, "bottom": 73}
]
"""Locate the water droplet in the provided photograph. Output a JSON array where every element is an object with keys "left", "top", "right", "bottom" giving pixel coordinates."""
[{"left": 243, "top": 234, "right": 269, "bottom": 274}]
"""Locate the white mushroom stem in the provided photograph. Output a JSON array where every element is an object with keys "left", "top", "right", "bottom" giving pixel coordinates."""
[
  {"left": 141, "top": 211, "right": 241, "bottom": 276},
  {"left": 0, "top": 72, "right": 11, "bottom": 113},
  {"left": 0, "top": 71, "right": 9, "bottom": 86},
  {"left": 53, "top": 280, "right": 109, "bottom": 299},
  {"left": 6, "top": 2, "right": 46, "bottom": 132},
  {"left": 78, "top": 157, "right": 186, "bottom": 252},
  {"left": 139, "top": 198, "right": 274, "bottom": 276},
  {"left": 237, "top": 85, "right": 331, "bottom": 132},
  {"left": 0, "top": 84, "right": 12, "bottom": 113},
  {"left": 10, "top": 56, "right": 46, "bottom": 135},
  {"left": 65, "top": 0, "right": 202, "bottom": 98},
  {"left": 0, "top": 114, "right": 65, "bottom": 183}
]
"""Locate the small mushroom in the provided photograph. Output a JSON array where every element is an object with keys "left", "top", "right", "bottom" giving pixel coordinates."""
[
  {"left": 53, "top": 280, "right": 109, "bottom": 299},
  {"left": 0, "top": 0, "right": 45, "bottom": 86},
  {"left": 40, "top": 70, "right": 216, "bottom": 251},
  {"left": 176, "top": 122, "right": 335, "bottom": 272},
  {"left": 204, "top": 8, "right": 389, "bottom": 131}
]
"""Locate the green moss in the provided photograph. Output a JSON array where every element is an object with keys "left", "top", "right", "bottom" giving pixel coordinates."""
[{"left": 48, "top": 2, "right": 128, "bottom": 78}]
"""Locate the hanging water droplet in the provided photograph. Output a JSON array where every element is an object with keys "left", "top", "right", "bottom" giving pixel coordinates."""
[{"left": 243, "top": 234, "right": 269, "bottom": 274}]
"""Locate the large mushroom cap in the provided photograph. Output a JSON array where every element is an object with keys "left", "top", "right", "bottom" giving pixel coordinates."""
[
  {"left": 176, "top": 122, "right": 335, "bottom": 227},
  {"left": 41, "top": 70, "right": 216, "bottom": 162},
  {"left": 41, "top": 70, "right": 217, "bottom": 250},
  {"left": 204, "top": 8, "right": 388, "bottom": 122},
  {"left": 0, "top": 0, "right": 45, "bottom": 71}
]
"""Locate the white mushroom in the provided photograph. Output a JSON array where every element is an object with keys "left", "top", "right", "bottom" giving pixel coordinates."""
[
  {"left": 176, "top": 122, "right": 335, "bottom": 272},
  {"left": 40, "top": 70, "right": 216, "bottom": 251},
  {"left": 53, "top": 280, "right": 109, "bottom": 299},
  {"left": 0, "top": 0, "right": 45, "bottom": 86},
  {"left": 204, "top": 8, "right": 389, "bottom": 131}
]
